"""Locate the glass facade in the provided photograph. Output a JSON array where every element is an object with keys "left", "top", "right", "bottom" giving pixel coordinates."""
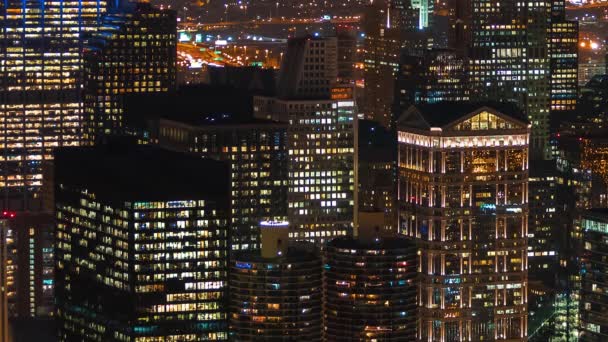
[
  {"left": 398, "top": 107, "right": 530, "bottom": 341},
  {"left": 396, "top": 49, "right": 469, "bottom": 109},
  {"left": 0, "top": 0, "right": 107, "bottom": 208},
  {"left": 468, "top": 0, "right": 551, "bottom": 157},
  {"left": 83, "top": 3, "right": 176, "bottom": 143}
]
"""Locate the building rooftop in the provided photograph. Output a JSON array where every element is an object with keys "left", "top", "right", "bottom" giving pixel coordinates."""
[
  {"left": 584, "top": 208, "right": 608, "bottom": 222},
  {"left": 327, "top": 236, "right": 415, "bottom": 251},
  {"left": 54, "top": 141, "right": 229, "bottom": 202},
  {"left": 233, "top": 243, "right": 319, "bottom": 264},
  {"left": 163, "top": 111, "right": 283, "bottom": 128},
  {"left": 123, "top": 84, "right": 261, "bottom": 130},
  {"left": 529, "top": 160, "right": 558, "bottom": 177},
  {"left": 358, "top": 120, "right": 396, "bottom": 163},
  {"left": 411, "top": 101, "right": 528, "bottom": 127}
]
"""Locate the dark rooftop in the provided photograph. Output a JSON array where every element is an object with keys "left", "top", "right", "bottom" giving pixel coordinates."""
[
  {"left": 123, "top": 84, "right": 258, "bottom": 130},
  {"left": 358, "top": 120, "right": 396, "bottom": 163},
  {"left": 327, "top": 236, "right": 415, "bottom": 250},
  {"left": 584, "top": 208, "right": 608, "bottom": 221},
  {"left": 529, "top": 160, "right": 558, "bottom": 177},
  {"left": 164, "top": 111, "right": 283, "bottom": 128},
  {"left": 585, "top": 74, "right": 608, "bottom": 89},
  {"left": 54, "top": 141, "right": 230, "bottom": 202},
  {"left": 233, "top": 243, "right": 319, "bottom": 263},
  {"left": 409, "top": 101, "right": 528, "bottom": 127}
]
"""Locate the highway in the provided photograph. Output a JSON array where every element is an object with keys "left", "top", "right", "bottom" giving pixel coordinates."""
[{"left": 179, "top": 16, "right": 360, "bottom": 31}]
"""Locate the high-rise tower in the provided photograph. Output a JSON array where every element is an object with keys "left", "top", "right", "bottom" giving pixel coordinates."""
[
  {"left": 467, "top": 0, "right": 551, "bottom": 158},
  {"left": 398, "top": 103, "right": 530, "bottom": 341},
  {"left": 0, "top": 0, "right": 108, "bottom": 209},
  {"left": 55, "top": 142, "right": 231, "bottom": 341},
  {"left": 254, "top": 36, "right": 356, "bottom": 245},
  {"left": 83, "top": 2, "right": 177, "bottom": 143}
]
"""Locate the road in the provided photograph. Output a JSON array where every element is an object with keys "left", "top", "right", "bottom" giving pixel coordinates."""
[{"left": 180, "top": 17, "right": 360, "bottom": 31}]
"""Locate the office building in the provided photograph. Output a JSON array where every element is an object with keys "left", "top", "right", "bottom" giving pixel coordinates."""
[
  {"left": 323, "top": 216, "right": 417, "bottom": 341},
  {"left": 254, "top": 36, "right": 356, "bottom": 245},
  {"left": 362, "top": 1, "right": 402, "bottom": 128},
  {"left": 5, "top": 212, "right": 54, "bottom": 319},
  {"left": 0, "top": 0, "right": 108, "bottom": 210},
  {"left": 254, "top": 94, "right": 356, "bottom": 244},
  {"left": 579, "top": 75, "right": 608, "bottom": 121},
  {"left": 580, "top": 209, "right": 608, "bottom": 341},
  {"left": 362, "top": 0, "right": 428, "bottom": 128},
  {"left": 395, "top": 49, "right": 469, "bottom": 110},
  {"left": 156, "top": 112, "right": 288, "bottom": 251},
  {"left": 0, "top": 216, "right": 10, "bottom": 342},
  {"left": 230, "top": 221, "right": 322, "bottom": 340},
  {"left": 581, "top": 135, "right": 608, "bottom": 206},
  {"left": 468, "top": 0, "right": 550, "bottom": 158},
  {"left": 276, "top": 36, "right": 337, "bottom": 99},
  {"left": 549, "top": 20, "right": 578, "bottom": 112},
  {"left": 398, "top": 103, "right": 530, "bottom": 340},
  {"left": 83, "top": 2, "right": 177, "bottom": 143},
  {"left": 528, "top": 161, "right": 568, "bottom": 287},
  {"left": 54, "top": 142, "right": 230, "bottom": 341}
]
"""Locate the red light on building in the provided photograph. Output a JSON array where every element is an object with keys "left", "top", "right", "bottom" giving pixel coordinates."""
[{"left": 2, "top": 211, "right": 15, "bottom": 219}]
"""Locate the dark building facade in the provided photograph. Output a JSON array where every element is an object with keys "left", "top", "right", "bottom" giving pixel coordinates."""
[
  {"left": 580, "top": 209, "right": 608, "bottom": 341},
  {"left": 357, "top": 120, "right": 397, "bottom": 231},
  {"left": 6, "top": 212, "right": 54, "bottom": 319},
  {"left": 528, "top": 160, "right": 569, "bottom": 287},
  {"left": 230, "top": 221, "right": 322, "bottom": 340},
  {"left": 395, "top": 49, "right": 469, "bottom": 110},
  {"left": 54, "top": 143, "right": 230, "bottom": 341},
  {"left": 83, "top": 3, "right": 177, "bottom": 143},
  {"left": 362, "top": 0, "right": 428, "bottom": 128}
]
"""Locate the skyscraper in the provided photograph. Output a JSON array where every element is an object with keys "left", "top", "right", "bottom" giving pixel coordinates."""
[
  {"left": 549, "top": 20, "right": 579, "bottom": 112},
  {"left": 0, "top": 216, "right": 10, "bottom": 342},
  {"left": 395, "top": 48, "right": 469, "bottom": 109},
  {"left": 275, "top": 36, "right": 338, "bottom": 100},
  {"left": 362, "top": 0, "right": 428, "bottom": 128},
  {"left": 5, "top": 212, "right": 54, "bottom": 318},
  {"left": 0, "top": 0, "right": 108, "bottom": 209},
  {"left": 54, "top": 142, "right": 230, "bottom": 341},
  {"left": 156, "top": 112, "right": 288, "bottom": 251},
  {"left": 528, "top": 160, "right": 567, "bottom": 286},
  {"left": 83, "top": 2, "right": 177, "bottom": 143},
  {"left": 467, "top": 0, "right": 551, "bottom": 158},
  {"left": 230, "top": 221, "right": 322, "bottom": 340},
  {"left": 254, "top": 36, "right": 356, "bottom": 245},
  {"left": 398, "top": 103, "right": 530, "bottom": 340}
]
